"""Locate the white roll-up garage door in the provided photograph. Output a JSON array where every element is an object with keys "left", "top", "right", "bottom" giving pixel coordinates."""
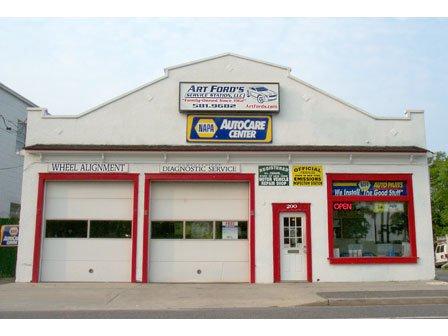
[
  {"left": 149, "top": 181, "right": 249, "bottom": 282},
  {"left": 40, "top": 181, "right": 133, "bottom": 282}
]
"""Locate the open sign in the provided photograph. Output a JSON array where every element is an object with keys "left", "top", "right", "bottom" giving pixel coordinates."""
[{"left": 333, "top": 203, "right": 353, "bottom": 211}]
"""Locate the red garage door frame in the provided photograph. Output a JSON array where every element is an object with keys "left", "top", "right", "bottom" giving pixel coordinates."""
[
  {"left": 272, "top": 203, "right": 312, "bottom": 283},
  {"left": 142, "top": 173, "right": 256, "bottom": 283},
  {"left": 31, "top": 172, "right": 140, "bottom": 283}
]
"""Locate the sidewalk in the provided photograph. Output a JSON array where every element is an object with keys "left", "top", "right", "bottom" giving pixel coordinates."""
[{"left": 0, "top": 280, "right": 447, "bottom": 312}]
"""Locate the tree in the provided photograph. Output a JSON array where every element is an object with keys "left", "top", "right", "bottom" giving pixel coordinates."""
[{"left": 429, "top": 152, "right": 448, "bottom": 237}]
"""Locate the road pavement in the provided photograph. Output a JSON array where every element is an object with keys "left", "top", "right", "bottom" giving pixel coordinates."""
[
  {"left": 436, "top": 268, "right": 448, "bottom": 282},
  {"left": 1, "top": 304, "right": 447, "bottom": 318}
]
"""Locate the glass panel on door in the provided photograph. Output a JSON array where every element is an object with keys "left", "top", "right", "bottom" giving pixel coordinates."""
[{"left": 283, "top": 217, "right": 302, "bottom": 251}]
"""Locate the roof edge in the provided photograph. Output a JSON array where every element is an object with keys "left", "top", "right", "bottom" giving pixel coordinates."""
[
  {"left": 24, "top": 144, "right": 429, "bottom": 154},
  {"left": 165, "top": 53, "right": 291, "bottom": 73},
  {"left": 38, "top": 53, "right": 292, "bottom": 119},
  {"left": 0, "top": 82, "right": 38, "bottom": 108}
]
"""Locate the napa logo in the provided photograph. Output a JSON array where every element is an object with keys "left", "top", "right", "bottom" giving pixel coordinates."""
[
  {"left": 358, "top": 181, "right": 371, "bottom": 192},
  {"left": 194, "top": 118, "right": 217, "bottom": 138}
]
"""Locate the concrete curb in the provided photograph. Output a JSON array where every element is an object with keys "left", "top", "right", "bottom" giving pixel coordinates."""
[{"left": 317, "top": 297, "right": 448, "bottom": 306}]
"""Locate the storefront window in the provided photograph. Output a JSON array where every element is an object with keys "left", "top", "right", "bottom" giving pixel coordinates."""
[
  {"left": 151, "top": 221, "right": 183, "bottom": 239},
  {"left": 185, "top": 221, "right": 213, "bottom": 239},
  {"left": 333, "top": 202, "right": 410, "bottom": 257},
  {"left": 327, "top": 174, "right": 417, "bottom": 263}
]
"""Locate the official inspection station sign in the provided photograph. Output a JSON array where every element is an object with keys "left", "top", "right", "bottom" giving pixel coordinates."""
[
  {"left": 258, "top": 165, "right": 289, "bottom": 186},
  {"left": 180, "top": 82, "right": 279, "bottom": 112},
  {"left": 1, "top": 225, "right": 19, "bottom": 247},
  {"left": 292, "top": 165, "right": 323, "bottom": 186},
  {"left": 187, "top": 115, "right": 272, "bottom": 143}
]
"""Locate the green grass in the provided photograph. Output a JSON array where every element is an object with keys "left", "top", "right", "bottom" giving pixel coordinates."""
[{"left": 0, "top": 218, "right": 19, "bottom": 278}]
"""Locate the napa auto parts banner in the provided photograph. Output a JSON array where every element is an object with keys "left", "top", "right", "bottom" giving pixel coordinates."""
[
  {"left": 332, "top": 181, "right": 407, "bottom": 197},
  {"left": 180, "top": 82, "right": 280, "bottom": 112},
  {"left": 187, "top": 115, "right": 272, "bottom": 143}
]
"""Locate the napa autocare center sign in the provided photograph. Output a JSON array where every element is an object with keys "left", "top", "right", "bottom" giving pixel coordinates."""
[
  {"left": 1, "top": 225, "right": 19, "bottom": 247},
  {"left": 332, "top": 181, "right": 407, "bottom": 197},
  {"left": 180, "top": 82, "right": 279, "bottom": 112},
  {"left": 258, "top": 165, "right": 289, "bottom": 186},
  {"left": 187, "top": 115, "right": 272, "bottom": 143}
]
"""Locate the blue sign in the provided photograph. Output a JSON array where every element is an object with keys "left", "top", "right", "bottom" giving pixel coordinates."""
[
  {"left": 332, "top": 181, "right": 407, "bottom": 197},
  {"left": 187, "top": 115, "right": 272, "bottom": 143},
  {"left": 1, "top": 225, "right": 19, "bottom": 247}
]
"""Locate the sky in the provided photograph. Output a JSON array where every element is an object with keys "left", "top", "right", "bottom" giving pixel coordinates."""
[{"left": 0, "top": 18, "right": 446, "bottom": 152}]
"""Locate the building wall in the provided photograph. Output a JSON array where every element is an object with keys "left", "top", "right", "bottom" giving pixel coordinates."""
[
  {"left": 16, "top": 54, "right": 433, "bottom": 282},
  {"left": 0, "top": 88, "right": 28, "bottom": 217},
  {"left": 15, "top": 151, "right": 435, "bottom": 283},
  {"left": 25, "top": 55, "right": 426, "bottom": 148}
]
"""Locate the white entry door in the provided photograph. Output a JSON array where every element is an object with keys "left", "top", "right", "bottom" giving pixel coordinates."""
[{"left": 280, "top": 212, "right": 307, "bottom": 281}]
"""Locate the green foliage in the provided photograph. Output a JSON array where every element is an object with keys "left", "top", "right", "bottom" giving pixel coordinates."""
[
  {"left": 429, "top": 152, "right": 448, "bottom": 237},
  {"left": 0, "top": 218, "right": 19, "bottom": 278}
]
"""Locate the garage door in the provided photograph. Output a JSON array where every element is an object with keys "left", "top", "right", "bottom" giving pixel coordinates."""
[
  {"left": 149, "top": 181, "right": 249, "bottom": 282},
  {"left": 40, "top": 181, "right": 133, "bottom": 282}
]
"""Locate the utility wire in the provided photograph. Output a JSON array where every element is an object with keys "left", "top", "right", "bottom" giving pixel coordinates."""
[{"left": 0, "top": 165, "right": 23, "bottom": 171}]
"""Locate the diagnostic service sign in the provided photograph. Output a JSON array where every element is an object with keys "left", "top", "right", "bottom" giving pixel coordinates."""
[
  {"left": 1, "top": 225, "right": 19, "bottom": 247},
  {"left": 180, "top": 82, "right": 279, "bottom": 112},
  {"left": 187, "top": 115, "right": 272, "bottom": 143},
  {"left": 292, "top": 165, "right": 323, "bottom": 186}
]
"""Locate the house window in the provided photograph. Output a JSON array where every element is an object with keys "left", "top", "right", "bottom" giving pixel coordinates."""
[
  {"left": 15, "top": 120, "right": 26, "bottom": 152},
  {"left": 9, "top": 203, "right": 21, "bottom": 218},
  {"left": 327, "top": 174, "right": 417, "bottom": 264}
]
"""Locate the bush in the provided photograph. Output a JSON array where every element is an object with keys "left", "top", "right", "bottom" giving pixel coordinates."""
[{"left": 0, "top": 218, "right": 19, "bottom": 279}]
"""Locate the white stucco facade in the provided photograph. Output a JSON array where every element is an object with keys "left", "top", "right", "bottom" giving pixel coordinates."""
[{"left": 16, "top": 54, "right": 434, "bottom": 283}]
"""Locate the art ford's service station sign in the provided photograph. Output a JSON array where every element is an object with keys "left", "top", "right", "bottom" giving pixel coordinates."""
[
  {"left": 180, "top": 82, "right": 280, "bottom": 112},
  {"left": 187, "top": 115, "right": 272, "bottom": 143}
]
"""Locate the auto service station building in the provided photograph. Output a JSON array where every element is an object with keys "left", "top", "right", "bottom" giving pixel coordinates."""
[{"left": 16, "top": 54, "right": 435, "bottom": 283}]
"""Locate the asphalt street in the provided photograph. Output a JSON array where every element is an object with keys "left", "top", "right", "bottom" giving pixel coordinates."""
[
  {"left": 1, "top": 304, "right": 448, "bottom": 319},
  {"left": 436, "top": 268, "right": 448, "bottom": 282}
]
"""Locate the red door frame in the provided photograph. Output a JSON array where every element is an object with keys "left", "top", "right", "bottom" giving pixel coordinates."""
[
  {"left": 31, "top": 172, "right": 139, "bottom": 283},
  {"left": 272, "top": 203, "right": 312, "bottom": 283},
  {"left": 142, "top": 173, "right": 256, "bottom": 283},
  {"left": 326, "top": 173, "right": 417, "bottom": 264}
]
